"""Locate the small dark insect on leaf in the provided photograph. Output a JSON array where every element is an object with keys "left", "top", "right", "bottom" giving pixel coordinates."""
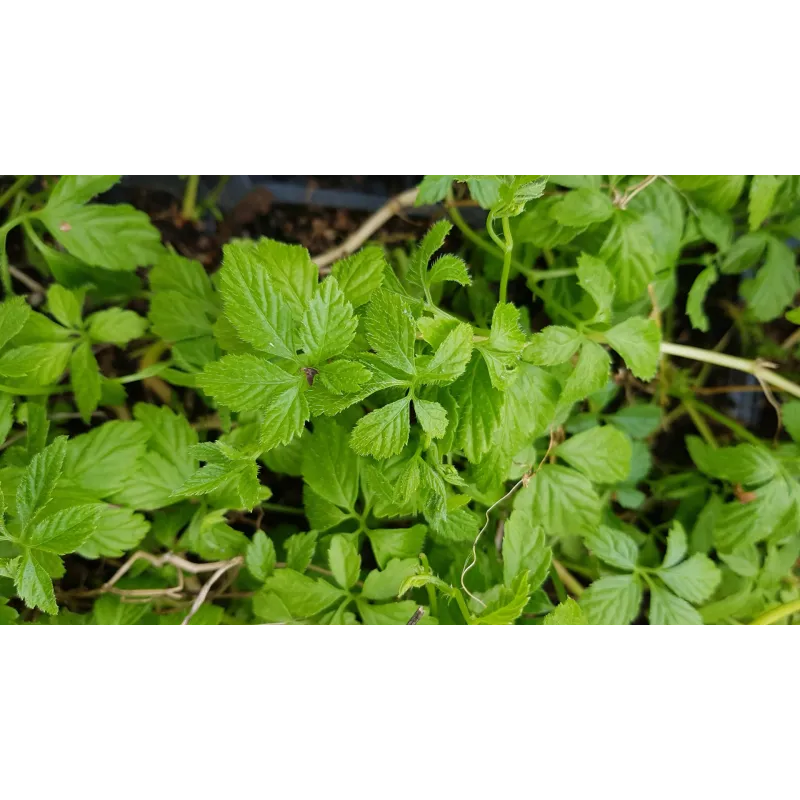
[
  {"left": 406, "top": 606, "right": 425, "bottom": 625},
  {"left": 302, "top": 367, "right": 319, "bottom": 386}
]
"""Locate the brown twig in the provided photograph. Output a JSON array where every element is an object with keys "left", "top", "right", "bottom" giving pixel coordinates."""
[
  {"left": 314, "top": 187, "right": 419, "bottom": 272},
  {"left": 182, "top": 558, "right": 243, "bottom": 625},
  {"left": 617, "top": 175, "right": 659, "bottom": 209}
]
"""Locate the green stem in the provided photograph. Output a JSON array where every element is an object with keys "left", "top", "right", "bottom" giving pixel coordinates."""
[
  {"left": 447, "top": 199, "right": 496, "bottom": 258},
  {"left": 498, "top": 217, "right": 513, "bottom": 305},
  {"left": 0, "top": 175, "right": 34, "bottom": 210},
  {"left": 261, "top": 502, "right": 305, "bottom": 517},
  {"left": 452, "top": 588, "right": 474, "bottom": 625},
  {"left": 528, "top": 281, "right": 584, "bottom": 328},
  {"left": 419, "top": 554, "right": 439, "bottom": 617},
  {"left": 0, "top": 212, "right": 36, "bottom": 295},
  {"left": 684, "top": 402, "right": 718, "bottom": 448},
  {"left": 661, "top": 341, "right": 800, "bottom": 401},
  {"left": 182, "top": 175, "right": 200, "bottom": 221},
  {"left": 485, "top": 212, "right": 505, "bottom": 252},
  {"left": 750, "top": 598, "right": 800, "bottom": 625},
  {"left": 692, "top": 400, "right": 765, "bottom": 447}
]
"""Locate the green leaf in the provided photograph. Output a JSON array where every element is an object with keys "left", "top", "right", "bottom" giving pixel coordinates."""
[
  {"left": 357, "top": 599, "right": 433, "bottom": 625},
  {"left": 648, "top": 583, "right": 702, "bottom": 625},
  {"left": 686, "top": 265, "right": 718, "bottom": 332},
  {"left": 475, "top": 571, "right": 531, "bottom": 624},
  {"left": 453, "top": 355, "right": 504, "bottom": 462},
  {"left": 47, "top": 175, "right": 121, "bottom": 206},
  {"left": 416, "top": 176, "right": 454, "bottom": 205},
  {"left": 16, "top": 436, "right": 67, "bottom": 532},
  {"left": 15, "top": 548, "right": 58, "bottom": 614},
  {"left": 407, "top": 220, "right": 452, "bottom": 292},
  {"left": 70, "top": 342, "right": 102, "bottom": 423},
  {"left": 361, "top": 558, "right": 420, "bottom": 601},
  {"left": 658, "top": 553, "right": 721, "bottom": 604},
  {"left": 76, "top": 505, "right": 149, "bottom": 559},
  {"left": 413, "top": 398, "right": 448, "bottom": 439},
  {"left": 0, "top": 342, "right": 74, "bottom": 384},
  {"left": 502, "top": 504, "right": 551, "bottom": 590},
  {"left": 517, "top": 464, "right": 601, "bottom": 538},
  {"left": 543, "top": 598, "right": 588, "bottom": 625},
  {"left": 328, "top": 533, "right": 361, "bottom": 589},
  {"left": 721, "top": 232, "right": 768, "bottom": 275},
  {"left": 318, "top": 360, "right": 371, "bottom": 395},
  {"left": 218, "top": 242, "right": 295, "bottom": 359},
  {"left": 556, "top": 425, "right": 632, "bottom": 484},
  {"left": 748, "top": 175, "right": 780, "bottom": 231},
  {"left": 605, "top": 316, "right": 661, "bottom": 381},
  {"left": 584, "top": 525, "right": 639, "bottom": 571},
  {"left": 576, "top": 254, "right": 615, "bottom": 324},
  {"left": 41, "top": 203, "right": 163, "bottom": 271},
  {"left": 365, "top": 525, "right": 427, "bottom": 569},
  {"left": 87, "top": 308, "right": 148, "bottom": 345},
  {"left": 330, "top": 246, "right": 386, "bottom": 307},
  {"left": 428, "top": 254, "right": 471, "bottom": 287},
  {"left": 559, "top": 340, "right": 610, "bottom": 409},
  {"left": 580, "top": 574, "right": 642, "bottom": 625},
  {"left": 550, "top": 188, "right": 614, "bottom": 226},
  {"left": 46, "top": 284, "right": 83, "bottom": 329},
  {"left": 25, "top": 504, "right": 100, "bottom": 553},
  {"left": 525, "top": 326, "right": 583, "bottom": 365},
  {"left": 696, "top": 208, "right": 733, "bottom": 251},
  {"left": 365, "top": 289, "right": 416, "bottom": 376},
  {"left": 299, "top": 276, "right": 357, "bottom": 363},
  {"left": 246, "top": 530, "right": 277, "bottom": 582},
  {"left": 686, "top": 437, "right": 777, "bottom": 485},
  {"left": 303, "top": 486, "right": 350, "bottom": 531},
  {"left": 783, "top": 401, "right": 800, "bottom": 443},
  {"left": 251, "top": 238, "right": 317, "bottom": 316},
  {"left": 264, "top": 568, "right": 344, "bottom": 618},
  {"left": 199, "top": 354, "right": 301, "bottom": 412},
  {"left": 608, "top": 404, "right": 661, "bottom": 439},
  {"left": 416, "top": 322, "right": 473, "bottom": 385},
  {"left": 303, "top": 419, "right": 359, "bottom": 510},
  {"left": 0, "top": 296, "right": 31, "bottom": 350},
  {"left": 662, "top": 521, "right": 688, "bottom": 568},
  {"left": 599, "top": 215, "right": 658, "bottom": 303},
  {"left": 350, "top": 395, "right": 411, "bottom": 459},
  {"left": 740, "top": 238, "right": 799, "bottom": 322},
  {"left": 492, "top": 176, "right": 548, "bottom": 218},
  {"left": 285, "top": 531, "right": 319, "bottom": 573}
]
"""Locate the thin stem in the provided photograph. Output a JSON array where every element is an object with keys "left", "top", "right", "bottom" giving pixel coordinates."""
[
  {"left": 485, "top": 212, "right": 505, "bottom": 252},
  {"left": 498, "top": 216, "right": 513, "bottom": 305},
  {"left": 452, "top": 589, "right": 474, "bottom": 625},
  {"left": 261, "top": 502, "right": 306, "bottom": 517},
  {"left": 182, "top": 175, "right": 200, "bottom": 221},
  {"left": 692, "top": 400, "right": 765, "bottom": 447},
  {"left": 750, "top": 598, "right": 800, "bottom": 625},
  {"left": 661, "top": 341, "right": 800, "bottom": 401},
  {"left": 0, "top": 175, "right": 34, "bottom": 210},
  {"left": 447, "top": 197, "right": 497, "bottom": 258},
  {"left": 684, "top": 402, "right": 718, "bottom": 448},
  {"left": 528, "top": 281, "right": 584, "bottom": 328},
  {"left": 552, "top": 559, "right": 584, "bottom": 597}
]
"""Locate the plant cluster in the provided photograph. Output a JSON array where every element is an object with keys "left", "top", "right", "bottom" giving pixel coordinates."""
[{"left": 1, "top": 174, "right": 799, "bottom": 625}]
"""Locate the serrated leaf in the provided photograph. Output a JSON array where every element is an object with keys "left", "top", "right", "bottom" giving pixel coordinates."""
[
  {"left": 428, "top": 254, "right": 471, "bottom": 287},
  {"left": 407, "top": 220, "right": 452, "bottom": 291},
  {"left": 783, "top": 401, "right": 800, "bottom": 443},
  {"left": 584, "top": 525, "right": 639, "bottom": 570},
  {"left": 550, "top": 188, "right": 614, "bottom": 226},
  {"left": 317, "top": 360, "right": 371, "bottom": 395},
  {"left": 502, "top": 504, "right": 551, "bottom": 590},
  {"left": 605, "top": 316, "right": 661, "bottom": 381},
  {"left": 475, "top": 571, "right": 530, "bottom": 624},
  {"left": 557, "top": 425, "right": 632, "bottom": 484},
  {"left": 477, "top": 303, "right": 526, "bottom": 389},
  {"left": 696, "top": 208, "right": 733, "bottom": 251},
  {"left": 299, "top": 276, "right": 357, "bottom": 363},
  {"left": 648, "top": 583, "right": 702, "bottom": 625},
  {"left": 0, "top": 296, "right": 31, "bottom": 350},
  {"left": 285, "top": 531, "right": 319, "bottom": 573},
  {"left": 328, "top": 533, "right": 361, "bottom": 589},
  {"left": 525, "top": 326, "right": 583, "bottom": 366},
  {"left": 559, "top": 340, "right": 610, "bottom": 409},
  {"left": 47, "top": 175, "right": 121, "bottom": 207},
  {"left": 264, "top": 568, "right": 344, "bottom": 618},
  {"left": 748, "top": 175, "right": 780, "bottom": 231},
  {"left": 453, "top": 355, "right": 504, "bottom": 462},
  {"left": 46, "top": 284, "right": 82, "bottom": 329},
  {"left": 303, "top": 419, "right": 359, "bottom": 510},
  {"left": 608, "top": 404, "right": 661, "bottom": 439},
  {"left": 576, "top": 254, "right": 615, "bottom": 324},
  {"left": 658, "top": 553, "right": 721, "bottom": 604},
  {"left": 361, "top": 558, "right": 420, "bottom": 601},
  {"left": 599, "top": 215, "right": 658, "bottom": 303},
  {"left": 686, "top": 264, "right": 718, "bottom": 333},
  {"left": 0, "top": 342, "right": 74, "bottom": 384},
  {"left": 245, "top": 530, "right": 276, "bottom": 583},
  {"left": 330, "top": 246, "right": 386, "bottom": 307},
  {"left": 416, "top": 176, "right": 454, "bottom": 205},
  {"left": 365, "top": 525, "right": 427, "bottom": 569},
  {"left": 720, "top": 232, "right": 768, "bottom": 275},
  {"left": 41, "top": 203, "right": 163, "bottom": 270},
  {"left": 740, "top": 237, "right": 799, "bottom": 322},
  {"left": 70, "top": 342, "right": 101, "bottom": 424},
  {"left": 15, "top": 548, "right": 58, "bottom": 614},
  {"left": 25, "top": 504, "right": 100, "bottom": 553},
  {"left": 76, "top": 505, "right": 149, "bottom": 559},
  {"left": 87, "top": 308, "right": 148, "bottom": 346},
  {"left": 686, "top": 437, "right": 777, "bottom": 485},
  {"left": 16, "top": 436, "right": 67, "bottom": 532},
  {"left": 517, "top": 464, "right": 601, "bottom": 538},
  {"left": 543, "top": 597, "right": 588, "bottom": 625},
  {"left": 413, "top": 398, "right": 448, "bottom": 439},
  {"left": 581, "top": 574, "right": 642, "bottom": 625},
  {"left": 365, "top": 289, "right": 416, "bottom": 376},
  {"left": 199, "top": 354, "right": 301, "bottom": 412},
  {"left": 349, "top": 395, "right": 411, "bottom": 459},
  {"left": 416, "top": 322, "right": 473, "bottom": 385},
  {"left": 218, "top": 242, "right": 295, "bottom": 359},
  {"left": 663, "top": 521, "right": 688, "bottom": 568}
]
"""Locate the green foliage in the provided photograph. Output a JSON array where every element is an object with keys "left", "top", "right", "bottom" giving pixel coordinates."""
[{"left": 0, "top": 174, "right": 798, "bottom": 624}]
